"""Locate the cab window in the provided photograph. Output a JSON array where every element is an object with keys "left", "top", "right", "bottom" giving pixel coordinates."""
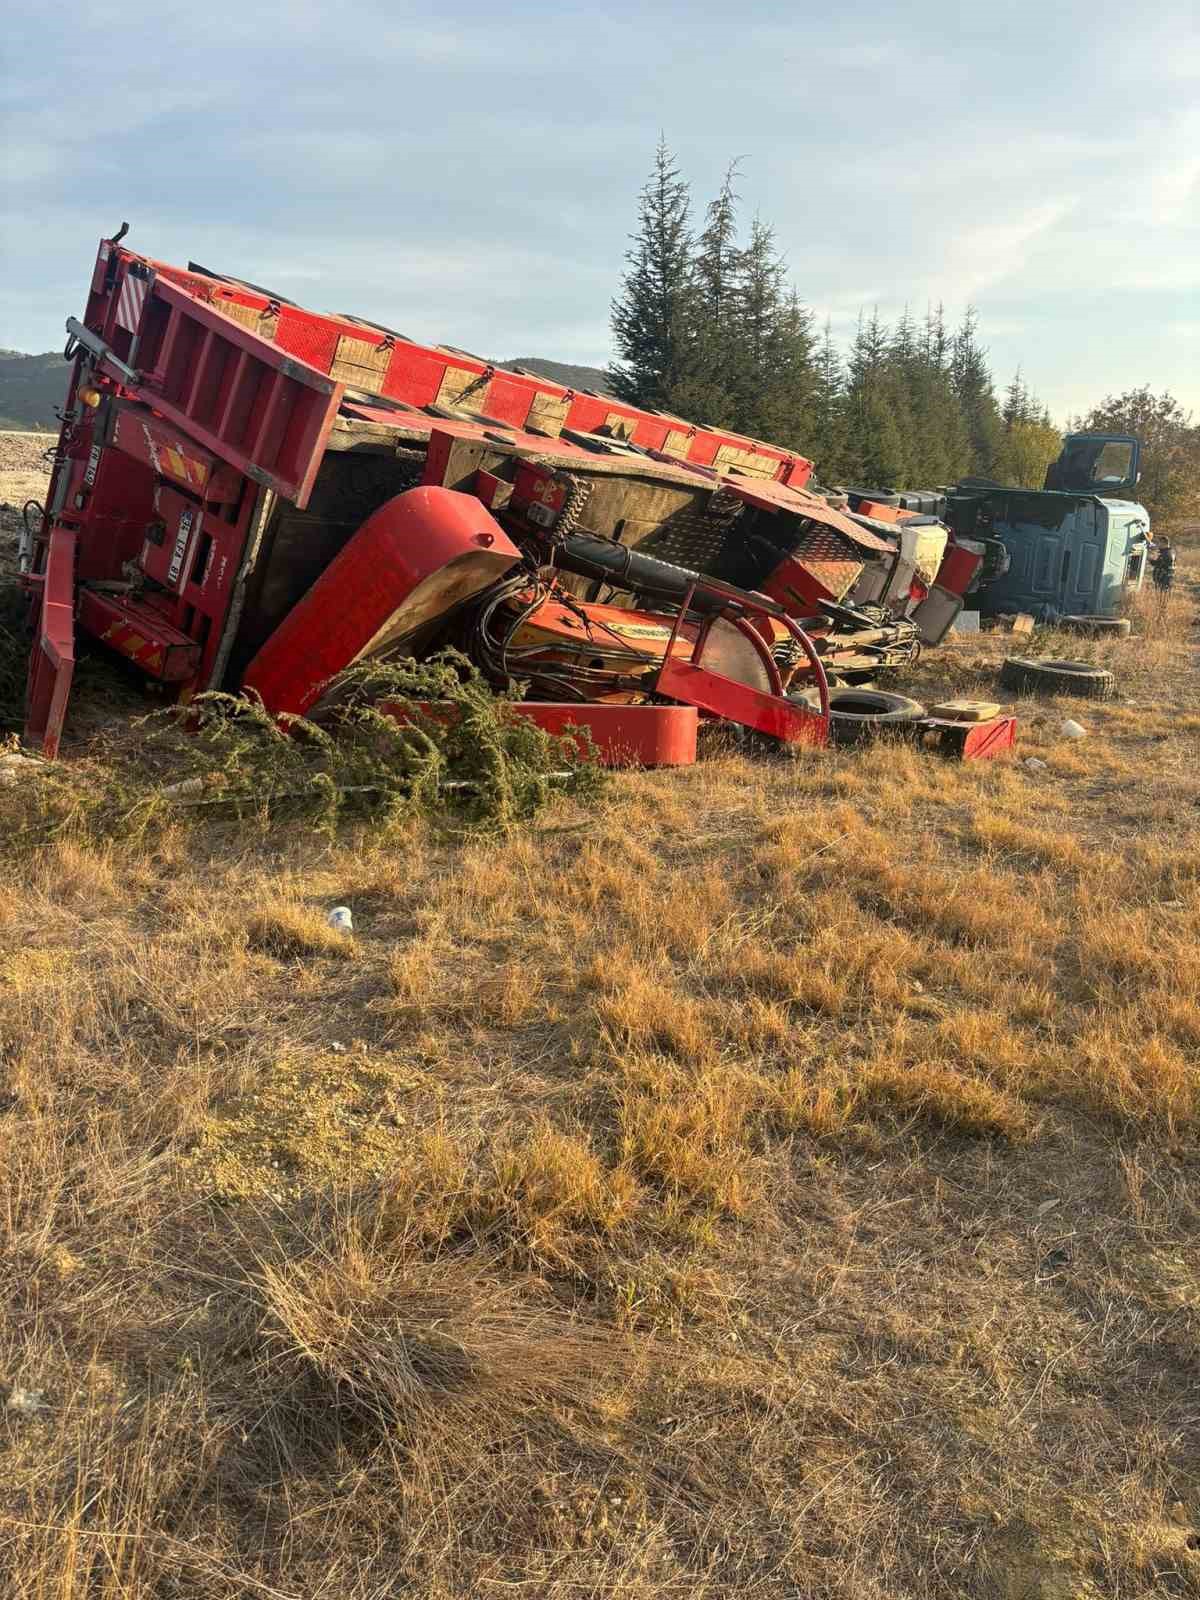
[{"left": 1092, "top": 441, "right": 1134, "bottom": 484}]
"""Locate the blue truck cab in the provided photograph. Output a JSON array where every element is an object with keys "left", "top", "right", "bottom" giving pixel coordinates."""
[{"left": 945, "top": 434, "right": 1150, "bottom": 620}]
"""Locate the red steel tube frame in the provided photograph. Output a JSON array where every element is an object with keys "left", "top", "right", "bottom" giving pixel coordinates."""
[
  {"left": 775, "top": 611, "right": 831, "bottom": 722},
  {"left": 659, "top": 580, "right": 830, "bottom": 736}
]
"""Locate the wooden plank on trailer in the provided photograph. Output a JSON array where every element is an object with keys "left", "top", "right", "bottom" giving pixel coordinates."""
[
  {"left": 525, "top": 391, "right": 570, "bottom": 436},
  {"left": 435, "top": 366, "right": 491, "bottom": 409},
  {"left": 714, "top": 443, "right": 778, "bottom": 480},
  {"left": 212, "top": 295, "right": 280, "bottom": 340},
  {"left": 324, "top": 417, "right": 418, "bottom": 455},
  {"left": 604, "top": 412, "right": 638, "bottom": 441},
  {"left": 330, "top": 334, "right": 392, "bottom": 392}
]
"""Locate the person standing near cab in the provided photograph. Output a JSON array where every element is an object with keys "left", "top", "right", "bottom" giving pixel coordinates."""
[{"left": 1151, "top": 535, "right": 1175, "bottom": 594}]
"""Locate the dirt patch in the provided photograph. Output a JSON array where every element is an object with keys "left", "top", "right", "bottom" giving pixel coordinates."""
[
  {"left": 0, "top": 430, "right": 53, "bottom": 512},
  {"left": 0, "top": 432, "right": 52, "bottom": 580}
]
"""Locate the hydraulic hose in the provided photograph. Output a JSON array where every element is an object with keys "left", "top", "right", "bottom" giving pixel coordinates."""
[{"left": 554, "top": 533, "right": 728, "bottom": 613}]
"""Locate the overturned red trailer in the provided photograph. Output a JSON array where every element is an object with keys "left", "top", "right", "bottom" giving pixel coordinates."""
[{"left": 19, "top": 231, "right": 989, "bottom": 764}]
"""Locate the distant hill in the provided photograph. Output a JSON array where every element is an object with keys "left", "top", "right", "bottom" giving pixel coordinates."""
[
  {"left": 499, "top": 357, "right": 613, "bottom": 394},
  {"left": 0, "top": 350, "right": 68, "bottom": 431},
  {"left": 0, "top": 347, "right": 614, "bottom": 431}
]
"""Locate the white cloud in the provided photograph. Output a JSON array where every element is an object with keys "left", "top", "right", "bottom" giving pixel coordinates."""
[
  {"left": 922, "top": 202, "right": 1072, "bottom": 304},
  {"left": 3, "top": 0, "right": 1199, "bottom": 415}
]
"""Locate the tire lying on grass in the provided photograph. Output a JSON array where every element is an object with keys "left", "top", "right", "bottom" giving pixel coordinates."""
[
  {"left": 998, "top": 657, "right": 1115, "bottom": 700},
  {"left": 790, "top": 687, "right": 927, "bottom": 746},
  {"left": 1061, "top": 615, "right": 1132, "bottom": 638}
]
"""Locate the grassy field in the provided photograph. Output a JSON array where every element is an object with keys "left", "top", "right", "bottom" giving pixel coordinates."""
[{"left": 2, "top": 442, "right": 1199, "bottom": 1598}]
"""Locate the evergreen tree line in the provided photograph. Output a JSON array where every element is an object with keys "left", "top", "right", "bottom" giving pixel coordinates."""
[{"left": 607, "top": 141, "right": 1066, "bottom": 494}]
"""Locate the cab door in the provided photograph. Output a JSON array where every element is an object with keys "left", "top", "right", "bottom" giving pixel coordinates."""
[{"left": 1070, "top": 500, "right": 1105, "bottom": 612}]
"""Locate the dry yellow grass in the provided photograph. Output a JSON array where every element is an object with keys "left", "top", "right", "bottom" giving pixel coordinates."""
[{"left": 2, "top": 455, "right": 1200, "bottom": 1596}]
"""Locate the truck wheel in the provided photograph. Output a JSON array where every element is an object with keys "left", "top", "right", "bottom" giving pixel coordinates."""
[
  {"left": 1061, "top": 615, "right": 1132, "bottom": 638},
  {"left": 791, "top": 687, "right": 927, "bottom": 745},
  {"left": 999, "top": 657, "right": 1115, "bottom": 700}
]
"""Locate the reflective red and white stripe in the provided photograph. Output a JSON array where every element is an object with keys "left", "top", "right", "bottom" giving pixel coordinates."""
[{"left": 115, "top": 270, "right": 149, "bottom": 333}]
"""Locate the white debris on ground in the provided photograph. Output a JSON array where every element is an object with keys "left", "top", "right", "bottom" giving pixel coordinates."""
[
  {"left": 6, "top": 1387, "right": 48, "bottom": 1417},
  {"left": 0, "top": 749, "right": 44, "bottom": 786}
]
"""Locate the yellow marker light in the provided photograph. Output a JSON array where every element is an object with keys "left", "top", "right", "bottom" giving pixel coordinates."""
[{"left": 78, "top": 386, "right": 102, "bottom": 408}]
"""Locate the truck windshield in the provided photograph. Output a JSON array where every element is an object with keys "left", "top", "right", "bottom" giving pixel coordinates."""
[
  {"left": 1092, "top": 441, "right": 1134, "bottom": 484},
  {"left": 1043, "top": 434, "right": 1140, "bottom": 496}
]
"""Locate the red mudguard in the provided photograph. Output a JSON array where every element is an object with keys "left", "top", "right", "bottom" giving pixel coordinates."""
[{"left": 241, "top": 487, "right": 520, "bottom": 717}]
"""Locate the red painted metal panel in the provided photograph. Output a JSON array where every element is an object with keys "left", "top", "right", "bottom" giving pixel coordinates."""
[
  {"left": 762, "top": 554, "right": 861, "bottom": 613},
  {"left": 111, "top": 406, "right": 218, "bottom": 497},
  {"left": 133, "top": 278, "right": 342, "bottom": 508},
  {"left": 77, "top": 590, "right": 203, "bottom": 682},
  {"left": 681, "top": 430, "right": 725, "bottom": 467},
  {"left": 933, "top": 542, "right": 984, "bottom": 598},
  {"left": 921, "top": 715, "right": 1017, "bottom": 760},
  {"left": 961, "top": 715, "right": 1017, "bottom": 760},
  {"left": 383, "top": 700, "right": 698, "bottom": 768},
  {"left": 655, "top": 658, "right": 828, "bottom": 746},
  {"left": 506, "top": 702, "right": 697, "bottom": 766},
  {"left": 382, "top": 343, "right": 449, "bottom": 407},
  {"left": 272, "top": 308, "right": 342, "bottom": 375},
  {"left": 483, "top": 371, "right": 543, "bottom": 427},
  {"left": 855, "top": 499, "right": 908, "bottom": 523},
  {"left": 24, "top": 526, "right": 77, "bottom": 758}
]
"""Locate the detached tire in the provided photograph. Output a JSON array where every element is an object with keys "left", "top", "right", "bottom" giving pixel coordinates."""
[
  {"left": 791, "top": 687, "right": 927, "bottom": 746},
  {"left": 1061, "top": 615, "right": 1132, "bottom": 638},
  {"left": 999, "top": 656, "right": 1115, "bottom": 700}
]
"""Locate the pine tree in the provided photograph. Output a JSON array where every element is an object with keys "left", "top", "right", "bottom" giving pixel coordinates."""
[
  {"left": 669, "top": 183, "right": 818, "bottom": 447},
  {"left": 608, "top": 138, "right": 695, "bottom": 409},
  {"left": 731, "top": 220, "right": 816, "bottom": 448},
  {"left": 893, "top": 304, "right": 970, "bottom": 486},
  {"left": 845, "top": 308, "right": 889, "bottom": 386},
  {"left": 751, "top": 288, "right": 816, "bottom": 449},
  {"left": 922, "top": 302, "right": 951, "bottom": 371},
  {"left": 842, "top": 311, "right": 909, "bottom": 487},
  {"left": 996, "top": 370, "right": 1060, "bottom": 487},
  {"left": 608, "top": 152, "right": 1050, "bottom": 490},
  {"left": 1002, "top": 369, "right": 1037, "bottom": 428},
  {"left": 808, "top": 318, "right": 848, "bottom": 482},
  {"left": 950, "top": 307, "right": 1004, "bottom": 477},
  {"left": 693, "top": 164, "right": 741, "bottom": 334},
  {"left": 889, "top": 306, "right": 918, "bottom": 370},
  {"left": 668, "top": 162, "right": 742, "bottom": 427}
]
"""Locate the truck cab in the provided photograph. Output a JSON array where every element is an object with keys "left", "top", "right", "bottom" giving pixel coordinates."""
[{"left": 943, "top": 433, "right": 1150, "bottom": 620}]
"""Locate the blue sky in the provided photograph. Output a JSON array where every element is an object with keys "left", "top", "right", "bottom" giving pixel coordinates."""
[{"left": 2, "top": 0, "right": 1197, "bottom": 423}]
